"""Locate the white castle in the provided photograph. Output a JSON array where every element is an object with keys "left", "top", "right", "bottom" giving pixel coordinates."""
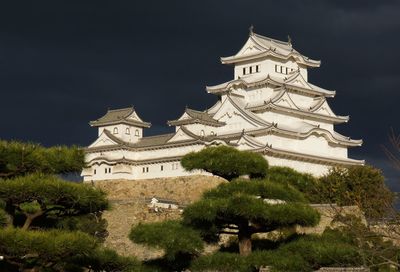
[{"left": 82, "top": 30, "right": 364, "bottom": 181}]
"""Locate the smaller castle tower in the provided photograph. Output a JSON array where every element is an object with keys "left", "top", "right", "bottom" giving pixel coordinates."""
[{"left": 89, "top": 107, "right": 151, "bottom": 143}]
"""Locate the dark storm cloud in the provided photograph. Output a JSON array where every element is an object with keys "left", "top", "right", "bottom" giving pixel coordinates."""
[{"left": 0, "top": 0, "right": 399, "bottom": 185}]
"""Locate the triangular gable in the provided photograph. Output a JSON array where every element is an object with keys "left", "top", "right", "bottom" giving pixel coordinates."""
[
  {"left": 213, "top": 96, "right": 270, "bottom": 130},
  {"left": 167, "top": 127, "right": 197, "bottom": 143},
  {"left": 88, "top": 130, "right": 120, "bottom": 148},
  {"left": 274, "top": 91, "right": 299, "bottom": 110},
  {"left": 312, "top": 100, "right": 335, "bottom": 117},
  {"left": 284, "top": 72, "right": 313, "bottom": 90},
  {"left": 207, "top": 100, "right": 222, "bottom": 115},
  {"left": 236, "top": 134, "right": 265, "bottom": 150},
  {"left": 234, "top": 36, "right": 265, "bottom": 57},
  {"left": 127, "top": 110, "right": 145, "bottom": 122},
  {"left": 176, "top": 112, "right": 192, "bottom": 121}
]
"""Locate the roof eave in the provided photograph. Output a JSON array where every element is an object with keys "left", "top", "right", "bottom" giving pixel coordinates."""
[
  {"left": 89, "top": 120, "right": 152, "bottom": 128},
  {"left": 220, "top": 53, "right": 321, "bottom": 67}
]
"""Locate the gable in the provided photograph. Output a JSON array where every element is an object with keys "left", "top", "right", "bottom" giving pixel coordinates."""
[
  {"left": 167, "top": 127, "right": 196, "bottom": 143},
  {"left": 88, "top": 131, "right": 119, "bottom": 148},
  {"left": 313, "top": 100, "right": 335, "bottom": 116},
  {"left": 236, "top": 37, "right": 265, "bottom": 57},
  {"left": 236, "top": 135, "right": 265, "bottom": 150},
  {"left": 127, "top": 110, "right": 144, "bottom": 122},
  {"left": 213, "top": 96, "right": 269, "bottom": 131}
]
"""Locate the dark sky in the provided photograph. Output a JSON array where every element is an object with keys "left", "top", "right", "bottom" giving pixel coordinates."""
[{"left": 0, "top": 1, "right": 399, "bottom": 189}]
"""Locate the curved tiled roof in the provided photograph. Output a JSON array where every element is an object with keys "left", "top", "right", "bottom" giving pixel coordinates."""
[
  {"left": 206, "top": 72, "right": 335, "bottom": 97},
  {"left": 260, "top": 144, "right": 365, "bottom": 166},
  {"left": 220, "top": 32, "right": 320, "bottom": 67},
  {"left": 90, "top": 107, "right": 151, "bottom": 128},
  {"left": 167, "top": 108, "right": 225, "bottom": 127},
  {"left": 245, "top": 89, "right": 349, "bottom": 124}
]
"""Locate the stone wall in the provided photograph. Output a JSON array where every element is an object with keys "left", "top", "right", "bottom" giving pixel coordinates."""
[{"left": 97, "top": 176, "right": 365, "bottom": 260}]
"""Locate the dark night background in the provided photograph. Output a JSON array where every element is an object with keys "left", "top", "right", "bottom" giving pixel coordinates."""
[{"left": 0, "top": 1, "right": 399, "bottom": 189}]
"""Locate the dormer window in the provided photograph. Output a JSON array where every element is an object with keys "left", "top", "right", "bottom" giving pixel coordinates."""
[
  {"left": 200, "top": 130, "right": 205, "bottom": 137},
  {"left": 113, "top": 127, "right": 118, "bottom": 134},
  {"left": 125, "top": 128, "right": 130, "bottom": 135},
  {"left": 135, "top": 129, "right": 139, "bottom": 136}
]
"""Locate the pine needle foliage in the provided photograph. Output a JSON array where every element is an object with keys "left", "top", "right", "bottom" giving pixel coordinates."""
[
  {"left": 0, "top": 139, "right": 84, "bottom": 178},
  {"left": 0, "top": 173, "right": 108, "bottom": 229},
  {"left": 181, "top": 146, "right": 268, "bottom": 180},
  {"left": 0, "top": 227, "right": 98, "bottom": 271},
  {"left": 183, "top": 179, "right": 319, "bottom": 247},
  {"left": 130, "top": 220, "right": 204, "bottom": 260}
]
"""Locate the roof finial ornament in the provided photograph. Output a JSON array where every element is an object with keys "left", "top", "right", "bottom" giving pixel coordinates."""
[
  {"left": 249, "top": 25, "right": 254, "bottom": 36},
  {"left": 287, "top": 35, "right": 292, "bottom": 46}
]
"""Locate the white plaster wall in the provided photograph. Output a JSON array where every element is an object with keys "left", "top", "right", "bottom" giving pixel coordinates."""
[
  {"left": 183, "top": 123, "right": 218, "bottom": 137},
  {"left": 265, "top": 155, "right": 330, "bottom": 177},
  {"left": 258, "top": 134, "right": 348, "bottom": 158},
  {"left": 244, "top": 85, "right": 276, "bottom": 103},
  {"left": 83, "top": 161, "right": 210, "bottom": 182},
  {"left": 98, "top": 124, "right": 143, "bottom": 143},
  {"left": 288, "top": 92, "right": 317, "bottom": 109},
  {"left": 257, "top": 111, "right": 334, "bottom": 131}
]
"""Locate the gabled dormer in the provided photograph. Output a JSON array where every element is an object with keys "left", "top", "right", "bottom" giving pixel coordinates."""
[
  {"left": 220, "top": 29, "right": 320, "bottom": 82},
  {"left": 90, "top": 107, "right": 151, "bottom": 143}
]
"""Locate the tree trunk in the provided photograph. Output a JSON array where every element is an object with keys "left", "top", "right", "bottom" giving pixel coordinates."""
[
  {"left": 238, "top": 230, "right": 252, "bottom": 256},
  {"left": 22, "top": 210, "right": 43, "bottom": 230}
]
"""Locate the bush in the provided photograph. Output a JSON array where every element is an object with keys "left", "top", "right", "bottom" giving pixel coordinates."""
[
  {"left": 318, "top": 165, "right": 394, "bottom": 219},
  {"left": 0, "top": 227, "right": 98, "bottom": 270},
  {"left": 191, "top": 229, "right": 363, "bottom": 272},
  {"left": 72, "top": 248, "right": 142, "bottom": 272},
  {"left": 130, "top": 220, "right": 204, "bottom": 260}
]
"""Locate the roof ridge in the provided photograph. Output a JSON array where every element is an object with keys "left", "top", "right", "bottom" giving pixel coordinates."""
[
  {"left": 141, "top": 133, "right": 175, "bottom": 139},
  {"left": 107, "top": 107, "right": 134, "bottom": 112},
  {"left": 253, "top": 33, "right": 290, "bottom": 47}
]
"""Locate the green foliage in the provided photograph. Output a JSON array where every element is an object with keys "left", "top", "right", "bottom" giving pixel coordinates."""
[
  {"left": 0, "top": 227, "right": 98, "bottom": 271},
  {"left": 183, "top": 179, "right": 319, "bottom": 244},
  {"left": 0, "top": 140, "right": 125, "bottom": 271},
  {"left": 318, "top": 165, "right": 394, "bottom": 219},
  {"left": 181, "top": 146, "right": 268, "bottom": 180},
  {"left": 266, "top": 167, "right": 320, "bottom": 203},
  {"left": 0, "top": 208, "right": 9, "bottom": 227},
  {"left": 183, "top": 194, "right": 319, "bottom": 242},
  {"left": 55, "top": 214, "right": 108, "bottom": 241},
  {"left": 0, "top": 139, "right": 85, "bottom": 178},
  {"left": 130, "top": 220, "right": 204, "bottom": 260},
  {"left": 191, "top": 252, "right": 253, "bottom": 272},
  {"left": 71, "top": 248, "right": 142, "bottom": 272},
  {"left": 203, "top": 178, "right": 307, "bottom": 202},
  {"left": 190, "top": 229, "right": 363, "bottom": 272},
  {"left": 0, "top": 173, "right": 108, "bottom": 228}
]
